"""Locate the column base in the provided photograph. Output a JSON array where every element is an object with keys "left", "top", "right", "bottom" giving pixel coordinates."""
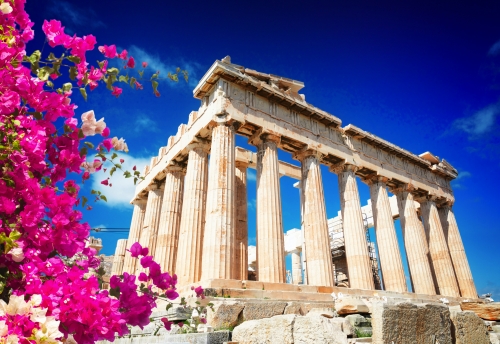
[{"left": 176, "top": 278, "right": 479, "bottom": 304}]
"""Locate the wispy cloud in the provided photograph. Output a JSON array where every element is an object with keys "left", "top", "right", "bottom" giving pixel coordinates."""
[
  {"left": 247, "top": 169, "right": 256, "bottom": 182},
  {"left": 489, "top": 39, "right": 500, "bottom": 56},
  {"left": 128, "top": 45, "right": 203, "bottom": 88},
  {"left": 91, "top": 154, "right": 150, "bottom": 208},
  {"left": 453, "top": 101, "right": 500, "bottom": 137},
  {"left": 133, "top": 115, "right": 159, "bottom": 133},
  {"left": 248, "top": 198, "right": 257, "bottom": 211},
  {"left": 451, "top": 170, "right": 471, "bottom": 189},
  {"left": 47, "top": 0, "right": 105, "bottom": 32}
]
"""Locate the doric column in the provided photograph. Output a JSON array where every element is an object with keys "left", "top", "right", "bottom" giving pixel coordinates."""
[
  {"left": 366, "top": 176, "right": 407, "bottom": 293},
  {"left": 438, "top": 203, "right": 477, "bottom": 298},
  {"left": 254, "top": 133, "right": 286, "bottom": 283},
  {"left": 111, "top": 239, "right": 128, "bottom": 276},
  {"left": 154, "top": 164, "right": 185, "bottom": 274},
  {"left": 201, "top": 121, "right": 236, "bottom": 280},
  {"left": 138, "top": 184, "right": 164, "bottom": 261},
  {"left": 291, "top": 249, "right": 302, "bottom": 284},
  {"left": 392, "top": 185, "right": 436, "bottom": 295},
  {"left": 296, "top": 150, "right": 334, "bottom": 287},
  {"left": 175, "top": 143, "right": 209, "bottom": 285},
  {"left": 122, "top": 198, "right": 147, "bottom": 274},
  {"left": 234, "top": 161, "right": 248, "bottom": 280},
  {"left": 419, "top": 197, "right": 460, "bottom": 297},
  {"left": 332, "top": 163, "right": 374, "bottom": 290}
]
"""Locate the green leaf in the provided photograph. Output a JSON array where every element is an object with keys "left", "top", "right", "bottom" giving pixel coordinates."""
[
  {"left": 47, "top": 52, "right": 57, "bottom": 61},
  {"left": 98, "top": 60, "right": 105, "bottom": 69},
  {"left": 109, "top": 167, "right": 116, "bottom": 176},
  {"left": 9, "top": 230, "right": 21, "bottom": 241},
  {"left": 79, "top": 146, "right": 88, "bottom": 157},
  {"left": 129, "top": 77, "right": 136, "bottom": 88},
  {"left": 69, "top": 66, "right": 77, "bottom": 80},
  {"left": 109, "top": 287, "right": 120, "bottom": 298},
  {"left": 150, "top": 73, "right": 158, "bottom": 80},
  {"left": 78, "top": 129, "right": 85, "bottom": 139},
  {"left": 119, "top": 75, "right": 129, "bottom": 83},
  {"left": 123, "top": 171, "right": 132, "bottom": 178},
  {"left": 111, "top": 153, "right": 118, "bottom": 160},
  {"left": 46, "top": 80, "right": 54, "bottom": 88},
  {"left": 29, "top": 50, "right": 41, "bottom": 63},
  {"left": 62, "top": 83, "right": 72, "bottom": 92},
  {"left": 165, "top": 303, "right": 173, "bottom": 311},
  {"left": 13, "top": 120, "right": 20, "bottom": 126},
  {"left": 79, "top": 88, "right": 87, "bottom": 101},
  {"left": 100, "top": 195, "right": 107, "bottom": 202},
  {"left": 107, "top": 67, "right": 120, "bottom": 75},
  {"left": 138, "top": 70, "right": 144, "bottom": 78},
  {"left": 12, "top": 140, "right": 20, "bottom": 151},
  {"left": 90, "top": 189, "right": 97, "bottom": 195},
  {"left": 106, "top": 74, "right": 117, "bottom": 90},
  {"left": 82, "top": 196, "right": 88, "bottom": 207},
  {"left": 152, "top": 80, "right": 159, "bottom": 93},
  {"left": 37, "top": 66, "right": 52, "bottom": 81},
  {"left": 67, "top": 56, "right": 81, "bottom": 64},
  {"left": 176, "top": 67, "right": 180, "bottom": 73},
  {"left": 84, "top": 142, "right": 95, "bottom": 149}
]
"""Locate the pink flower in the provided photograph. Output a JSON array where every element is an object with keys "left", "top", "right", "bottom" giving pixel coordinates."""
[
  {"left": 120, "top": 159, "right": 124, "bottom": 163},
  {"left": 111, "top": 86, "right": 122, "bottom": 98},
  {"left": 82, "top": 171, "right": 90, "bottom": 180},
  {"left": 126, "top": 57, "right": 135, "bottom": 68},
  {"left": 129, "top": 242, "right": 148, "bottom": 258},
  {"left": 100, "top": 179, "right": 109, "bottom": 186},
  {"left": 161, "top": 318, "right": 172, "bottom": 331},
  {"left": 142, "top": 62, "right": 148, "bottom": 68},
  {"left": 0, "top": 196, "right": 16, "bottom": 214},
  {"left": 98, "top": 44, "right": 117, "bottom": 58},
  {"left": 111, "top": 137, "right": 128, "bottom": 152},
  {"left": 165, "top": 289, "right": 179, "bottom": 300},
  {"left": 102, "top": 127, "right": 110, "bottom": 137},
  {"left": 134, "top": 81, "right": 143, "bottom": 90},
  {"left": 118, "top": 49, "right": 128, "bottom": 59},
  {"left": 102, "top": 138, "right": 113, "bottom": 151},
  {"left": 42, "top": 20, "right": 70, "bottom": 47},
  {"left": 81, "top": 110, "right": 106, "bottom": 136}
]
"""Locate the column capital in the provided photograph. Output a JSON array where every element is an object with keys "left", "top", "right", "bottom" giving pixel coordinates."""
[
  {"left": 186, "top": 141, "right": 210, "bottom": 154},
  {"left": 361, "top": 174, "right": 389, "bottom": 186},
  {"left": 414, "top": 193, "right": 439, "bottom": 204},
  {"left": 389, "top": 183, "right": 415, "bottom": 195},
  {"left": 131, "top": 197, "right": 147, "bottom": 206},
  {"left": 248, "top": 128, "right": 281, "bottom": 146},
  {"left": 437, "top": 199, "right": 454, "bottom": 210},
  {"left": 163, "top": 162, "right": 187, "bottom": 175},
  {"left": 292, "top": 148, "right": 323, "bottom": 162},
  {"left": 235, "top": 160, "right": 249, "bottom": 169},
  {"left": 145, "top": 183, "right": 158, "bottom": 192},
  {"left": 329, "top": 162, "right": 358, "bottom": 175}
]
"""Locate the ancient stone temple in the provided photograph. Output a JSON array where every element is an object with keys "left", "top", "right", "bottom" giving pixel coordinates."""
[{"left": 114, "top": 56, "right": 477, "bottom": 300}]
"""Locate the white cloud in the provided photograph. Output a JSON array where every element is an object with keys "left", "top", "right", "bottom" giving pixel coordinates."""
[
  {"left": 90, "top": 153, "right": 150, "bottom": 208},
  {"left": 128, "top": 45, "right": 203, "bottom": 88},
  {"left": 489, "top": 39, "right": 500, "bottom": 56},
  {"left": 47, "top": 0, "right": 105, "bottom": 31},
  {"left": 248, "top": 198, "right": 257, "bottom": 211},
  {"left": 247, "top": 169, "right": 256, "bottom": 182},
  {"left": 451, "top": 170, "right": 471, "bottom": 189},
  {"left": 134, "top": 115, "right": 159, "bottom": 133},
  {"left": 453, "top": 101, "right": 500, "bottom": 136}
]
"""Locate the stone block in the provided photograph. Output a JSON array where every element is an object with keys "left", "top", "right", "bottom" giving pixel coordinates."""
[
  {"left": 490, "top": 333, "right": 500, "bottom": 344},
  {"left": 96, "top": 331, "right": 231, "bottom": 344},
  {"left": 306, "top": 307, "right": 336, "bottom": 318},
  {"left": 493, "top": 325, "right": 500, "bottom": 333},
  {"left": 317, "top": 286, "right": 335, "bottom": 293},
  {"left": 328, "top": 317, "right": 345, "bottom": 333},
  {"left": 242, "top": 280, "right": 264, "bottom": 290},
  {"left": 293, "top": 314, "right": 348, "bottom": 344},
  {"left": 203, "top": 279, "right": 243, "bottom": 289},
  {"left": 345, "top": 314, "right": 370, "bottom": 327},
  {"left": 206, "top": 301, "right": 245, "bottom": 330},
  {"left": 242, "top": 301, "right": 287, "bottom": 320},
  {"left": 298, "top": 285, "right": 318, "bottom": 293},
  {"left": 450, "top": 310, "right": 489, "bottom": 344},
  {"left": 335, "top": 297, "right": 370, "bottom": 315},
  {"left": 302, "top": 302, "right": 335, "bottom": 314},
  {"left": 232, "top": 314, "right": 295, "bottom": 344},
  {"left": 371, "top": 302, "right": 418, "bottom": 344},
  {"left": 262, "top": 281, "right": 299, "bottom": 291},
  {"left": 284, "top": 301, "right": 304, "bottom": 315},
  {"left": 461, "top": 302, "right": 500, "bottom": 321},
  {"left": 416, "top": 303, "right": 452, "bottom": 344}
]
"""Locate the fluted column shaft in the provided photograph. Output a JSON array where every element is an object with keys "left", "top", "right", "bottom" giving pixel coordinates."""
[
  {"left": 122, "top": 199, "right": 147, "bottom": 274},
  {"left": 202, "top": 123, "right": 236, "bottom": 280},
  {"left": 175, "top": 144, "right": 209, "bottom": 285},
  {"left": 154, "top": 166, "right": 185, "bottom": 274},
  {"left": 438, "top": 204, "right": 477, "bottom": 298},
  {"left": 299, "top": 152, "right": 334, "bottom": 286},
  {"left": 420, "top": 198, "right": 460, "bottom": 297},
  {"left": 368, "top": 177, "right": 407, "bottom": 292},
  {"left": 394, "top": 187, "right": 436, "bottom": 295},
  {"left": 256, "top": 134, "right": 286, "bottom": 283},
  {"left": 234, "top": 161, "right": 248, "bottom": 280},
  {"left": 111, "top": 239, "right": 128, "bottom": 276},
  {"left": 335, "top": 164, "right": 374, "bottom": 290},
  {"left": 291, "top": 249, "right": 302, "bottom": 285}
]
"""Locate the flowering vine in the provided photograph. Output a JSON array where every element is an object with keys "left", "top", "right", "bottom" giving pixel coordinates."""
[{"left": 0, "top": 0, "right": 198, "bottom": 343}]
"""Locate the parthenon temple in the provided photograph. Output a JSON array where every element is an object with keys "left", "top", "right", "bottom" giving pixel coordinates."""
[{"left": 112, "top": 56, "right": 477, "bottom": 300}]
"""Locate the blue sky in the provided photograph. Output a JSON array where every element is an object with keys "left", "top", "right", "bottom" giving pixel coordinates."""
[{"left": 25, "top": 1, "right": 500, "bottom": 296}]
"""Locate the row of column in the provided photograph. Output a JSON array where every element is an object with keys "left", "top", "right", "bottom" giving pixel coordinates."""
[{"left": 118, "top": 120, "right": 476, "bottom": 298}]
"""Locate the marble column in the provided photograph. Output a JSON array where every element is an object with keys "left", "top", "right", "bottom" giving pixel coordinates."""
[
  {"left": 122, "top": 199, "right": 147, "bottom": 274},
  {"left": 438, "top": 203, "right": 477, "bottom": 298},
  {"left": 255, "top": 134, "right": 286, "bottom": 283},
  {"left": 201, "top": 122, "right": 236, "bottom": 280},
  {"left": 154, "top": 164, "right": 185, "bottom": 274},
  {"left": 111, "top": 239, "right": 128, "bottom": 276},
  {"left": 175, "top": 143, "right": 209, "bottom": 285},
  {"left": 333, "top": 164, "right": 374, "bottom": 290},
  {"left": 420, "top": 197, "right": 460, "bottom": 297},
  {"left": 234, "top": 161, "right": 249, "bottom": 280},
  {"left": 393, "top": 185, "right": 436, "bottom": 295},
  {"left": 367, "top": 176, "right": 407, "bottom": 293},
  {"left": 137, "top": 184, "right": 164, "bottom": 273},
  {"left": 297, "top": 150, "right": 334, "bottom": 287},
  {"left": 291, "top": 249, "right": 302, "bottom": 285}
]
